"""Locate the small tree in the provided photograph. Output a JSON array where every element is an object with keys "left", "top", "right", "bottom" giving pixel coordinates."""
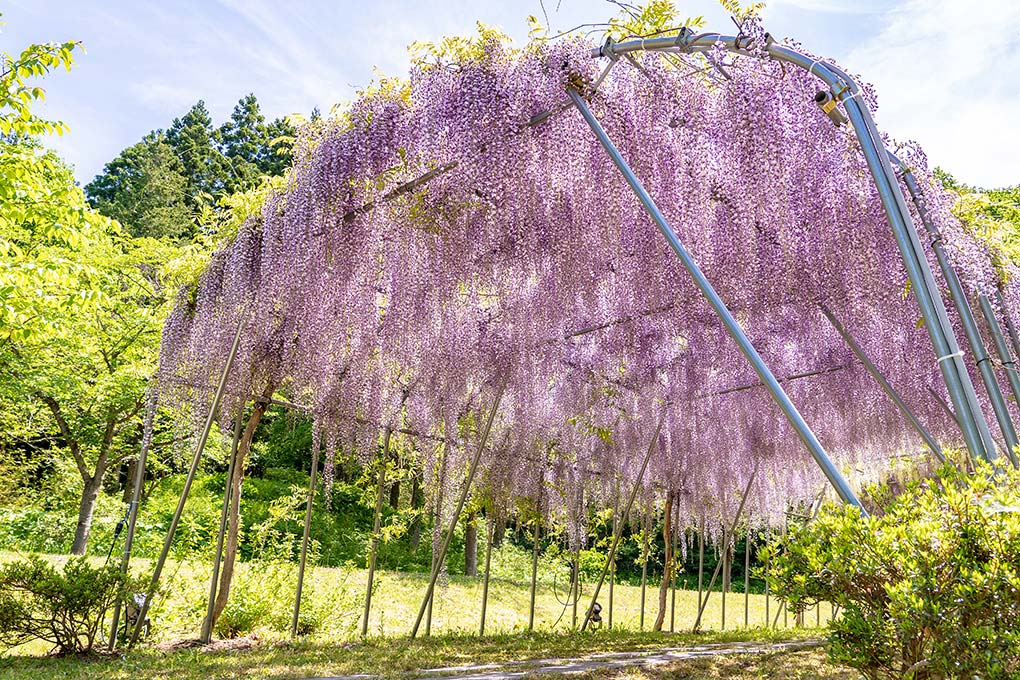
[
  {"left": 764, "top": 463, "right": 1020, "bottom": 680},
  {"left": 0, "top": 556, "right": 129, "bottom": 654}
]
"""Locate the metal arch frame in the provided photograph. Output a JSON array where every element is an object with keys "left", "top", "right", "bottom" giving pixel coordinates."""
[{"left": 572, "top": 31, "right": 997, "bottom": 478}]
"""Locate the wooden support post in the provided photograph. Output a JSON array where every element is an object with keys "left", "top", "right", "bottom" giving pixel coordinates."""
[
  {"left": 528, "top": 520, "right": 540, "bottom": 631},
  {"left": 201, "top": 407, "right": 245, "bottom": 643},
  {"left": 409, "top": 379, "right": 505, "bottom": 638},
  {"left": 362, "top": 428, "right": 392, "bottom": 637},
  {"left": 581, "top": 409, "right": 666, "bottom": 631},
  {"left": 721, "top": 541, "right": 728, "bottom": 631},
  {"left": 291, "top": 428, "right": 321, "bottom": 637},
  {"left": 108, "top": 387, "right": 157, "bottom": 650},
  {"left": 744, "top": 533, "right": 750, "bottom": 628},
  {"left": 692, "top": 464, "right": 759, "bottom": 632},
  {"left": 697, "top": 519, "right": 705, "bottom": 624},
  {"left": 129, "top": 320, "right": 243, "bottom": 645},
  {"left": 640, "top": 506, "right": 650, "bottom": 631},
  {"left": 765, "top": 554, "right": 770, "bottom": 626},
  {"left": 479, "top": 513, "right": 494, "bottom": 635}
]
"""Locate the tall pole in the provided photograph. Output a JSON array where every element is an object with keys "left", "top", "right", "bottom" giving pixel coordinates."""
[
  {"left": 362, "top": 428, "right": 392, "bottom": 637},
  {"left": 479, "top": 512, "right": 494, "bottom": 635},
  {"left": 819, "top": 304, "right": 944, "bottom": 462},
  {"left": 581, "top": 409, "right": 666, "bottom": 631},
  {"left": 692, "top": 464, "right": 758, "bottom": 632},
  {"left": 108, "top": 387, "right": 157, "bottom": 650},
  {"left": 639, "top": 506, "right": 649, "bottom": 631},
  {"left": 978, "top": 295, "right": 1020, "bottom": 466},
  {"left": 201, "top": 406, "right": 245, "bottom": 643},
  {"left": 130, "top": 319, "right": 243, "bottom": 645},
  {"left": 997, "top": 289, "right": 1020, "bottom": 366},
  {"left": 744, "top": 533, "right": 750, "bottom": 628},
  {"left": 528, "top": 520, "right": 540, "bottom": 631},
  {"left": 291, "top": 428, "right": 321, "bottom": 637},
  {"left": 409, "top": 379, "right": 506, "bottom": 639},
  {"left": 568, "top": 87, "right": 863, "bottom": 510},
  {"left": 895, "top": 157, "right": 1018, "bottom": 458},
  {"left": 595, "top": 33, "right": 994, "bottom": 467},
  {"left": 697, "top": 516, "right": 704, "bottom": 623}
]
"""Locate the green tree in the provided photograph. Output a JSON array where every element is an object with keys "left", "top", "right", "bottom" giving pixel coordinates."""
[
  {"left": 165, "top": 100, "right": 229, "bottom": 202},
  {"left": 217, "top": 94, "right": 295, "bottom": 192},
  {"left": 84, "top": 134, "right": 192, "bottom": 241},
  {"left": 1, "top": 26, "right": 182, "bottom": 555}
]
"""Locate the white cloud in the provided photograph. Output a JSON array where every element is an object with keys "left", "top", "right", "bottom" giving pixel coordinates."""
[{"left": 843, "top": 0, "right": 1020, "bottom": 186}]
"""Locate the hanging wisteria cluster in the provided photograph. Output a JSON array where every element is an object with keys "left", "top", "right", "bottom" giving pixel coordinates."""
[{"left": 154, "top": 28, "right": 1019, "bottom": 543}]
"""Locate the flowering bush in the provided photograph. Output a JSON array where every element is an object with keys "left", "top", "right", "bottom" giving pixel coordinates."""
[{"left": 764, "top": 464, "right": 1020, "bottom": 679}]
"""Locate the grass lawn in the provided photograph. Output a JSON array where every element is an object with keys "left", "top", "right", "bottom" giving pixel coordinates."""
[
  {"left": 0, "top": 553, "right": 842, "bottom": 679},
  {"left": 0, "top": 629, "right": 847, "bottom": 680}
]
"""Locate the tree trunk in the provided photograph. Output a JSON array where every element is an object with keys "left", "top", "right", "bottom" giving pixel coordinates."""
[
  {"left": 210, "top": 389, "right": 272, "bottom": 625},
  {"left": 464, "top": 512, "right": 478, "bottom": 577},
  {"left": 389, "top": 478, "right": 400, "bottom": 509},
  {"left": 71, "top": 474, "right": 104, "bottom": 555},
  {"left": 653, "top": 488, "right": 673, "bottom": 631}
]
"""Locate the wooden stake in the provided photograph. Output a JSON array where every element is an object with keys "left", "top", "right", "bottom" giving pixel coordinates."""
[
  {"left": 581, "top": 408, "right": 666, "bottom": 631},
  {"left": 291, "top": 428, "right": 321, "bottom": 637},
  {"left": 129, "top": 320, "right": 243, "bottom": 645},
  {"left": 692, "top": 463, "right": 759, "bottom": 632},
  {"left": 362, "top": 428, "right": 392, "bottom": 637},
  {"left": 479, "top": 513, "right": 494, "bottom": 635},
  {"left": 201, "top": 407, "right": 245, "bottom": 643},
  {"left": 409, "top": 379, "right": 506, "bottom": 638}
]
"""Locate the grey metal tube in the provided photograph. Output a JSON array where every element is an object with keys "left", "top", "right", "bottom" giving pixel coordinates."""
[
  {"left": 291, "top": 428, "right": 321, "bottom": 637},
  {"left": 819, "top": 304, "right": 944, "bottom": 463},
  {"left": 978, "top": 295, "right": 1020, "bottom": 466},
  {"left": 997, "top": 289, "right": 1020, "bottom": 364},
  {"left": 596, "top": 33, "right": 995, "bottom": 466},
  {"left": 892, "top": 156, "right": 1018, "bottom": 457},
  {"left": 989, "top": 291, "right": 1020, "bottom": 411},
  {"left": 567, "top": 87, "right": 863, "bottom": 510}
]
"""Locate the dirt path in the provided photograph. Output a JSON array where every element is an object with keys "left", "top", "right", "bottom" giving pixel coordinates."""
[{"left": 309, "top": 639, "right": 825, "bottom": 680}]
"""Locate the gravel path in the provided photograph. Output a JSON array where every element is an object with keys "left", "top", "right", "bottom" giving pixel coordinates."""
[{"left": 307, "top": 639, "right": 825, "bottom": 680}]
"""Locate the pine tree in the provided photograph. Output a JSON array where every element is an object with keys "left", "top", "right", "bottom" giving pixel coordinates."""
[{"left": 165, "top": 100, "right": 229, "bottom": 200}]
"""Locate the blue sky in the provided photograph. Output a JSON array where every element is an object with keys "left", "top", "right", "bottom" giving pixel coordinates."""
[{"left": 3, "top": 0, "right": 1019, "bottom": 187}]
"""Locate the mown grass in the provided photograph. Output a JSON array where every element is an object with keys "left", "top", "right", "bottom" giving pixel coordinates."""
[
  {"left": 0, "top": 628, "right": 838, "bottom": 680},
  {"left": 1, "top": 552, "right": 837, "bottom": 679}
]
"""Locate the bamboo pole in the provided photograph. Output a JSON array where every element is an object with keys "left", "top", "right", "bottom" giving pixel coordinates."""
[
  {"left": 362, "top": 428, "right": 392, "bottom": 637},
  {"left": 107, "top": 387, "right": 157, "bottom": 650},
  {"left": 581, "top": 409, "right": 666, "bottom": 631},
  {"left": 528, "top": 520, "right": 540, "bottom": 631},
  {"left": 409, "top": 379, "right": 506, "bottom": 639},
  {"left": 201, "top": 407, "right": 245, "bottom": 643},
  {"left": 697, "top": 518, "right": 704, "bottom": 623},
  {"left": 744, "top": 533, "right": 750, "bottom": 628},
  {"left": 692, "top": 464, "right": 759, "bottom": 632},
  {"left": 129, "top": 320, "right": 243, "bottom": 645},
  {"left": 479, "top": 512, "right": 494, "bottom": 635},
  {"left": 640, "top": 506, "right": 650, "bottom": 631},
  {"left": 291, "top": 428, "right": 321, "bottom": 637}
]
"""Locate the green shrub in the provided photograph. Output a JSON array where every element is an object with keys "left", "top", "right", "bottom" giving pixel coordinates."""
[
  {"left": 764, "top": 463, "right": 1020, "bottom": 679},
  {"left": 0, "top": 555, "right": 132, "bottom": 654}
]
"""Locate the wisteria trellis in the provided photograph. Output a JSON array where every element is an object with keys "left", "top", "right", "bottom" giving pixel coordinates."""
[{"left": 151, "top": 25, "right": 1020, "bottom": 584}]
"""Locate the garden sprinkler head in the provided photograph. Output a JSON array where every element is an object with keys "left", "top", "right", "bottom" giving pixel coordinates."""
[{"left": 814, "top": 90, "right": 847, "bottom": 127}]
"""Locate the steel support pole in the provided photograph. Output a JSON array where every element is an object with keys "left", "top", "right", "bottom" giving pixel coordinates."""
[
  {"left": 409, "top": 379, "right": 505, "bottom": 639},
  {"left": 819, "top": 304, "right": 944, "bottom": 462},
  {"left": 983, "top": 293, "right": 1020, "bottom": 409},
  {"left": 744, "top": 533, "right": 750, "bottom": 628},
  {"left": 362, "top": 429, "right": 392, "bottom": 637},
  {"left": 894, "top": 158, "right": 1018, "bottom": 457},
  {"left": 978, "top": 295, "right": 1020, "bottom": 466},
  {"left": 581, "top": 409, "right": 666, "bottom": 631},
  {"left": 108, "top": 387, "right": 157, "bottom": 650},
  {"left": 201, "top": 406, "right": 245, "bottom": 643},
  {"left": 596, "top": 33, "right": 994, "bottom": 467},
  {"left": 291, "top": 428, "right": 321, "bottom": 637},
  {"left": 998, "top": 289, "right": 1020, "bottom": 365},
  {"left": 989, "top": 292, "right": 1020, "bottom": 409},
  {"left": 130, "top": 319, "right": 243, "bottom": 645},
  {"left": 692, "top": 465, "right": 758, "bottom": 632},
  {"left": 568, "top": 87, "right": 863, "bottom": 510}
]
